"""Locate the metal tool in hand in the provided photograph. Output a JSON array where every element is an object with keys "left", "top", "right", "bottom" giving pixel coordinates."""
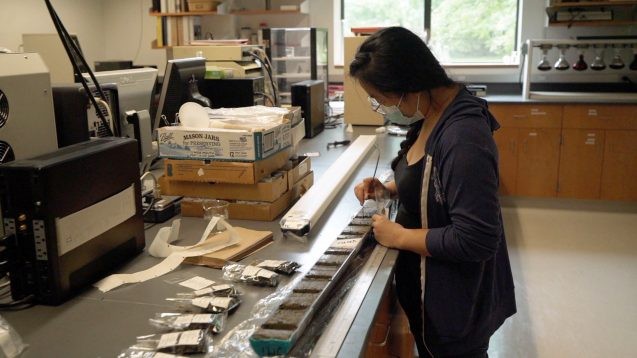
[
  {"left": 326, "top": 139, "right": 351, "bottom": 149},
  {"left": 370, "top": 145, "right": 388, "bottom": 215}
]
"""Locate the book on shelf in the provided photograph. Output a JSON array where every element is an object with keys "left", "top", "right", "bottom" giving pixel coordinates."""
[
  {"left": 156, "top": 17, "right": 164, "bottom": 47},
  {"left": 189, "top": 39, "right": 250, "bottom": 46}
]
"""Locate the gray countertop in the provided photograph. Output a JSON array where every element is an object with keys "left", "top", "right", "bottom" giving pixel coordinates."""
[
  {"left": 3, "top": 125, "right": 403, "bottom": 358},
  {"left": 483, "top": 92, "right": 637, "bottom": 104}
]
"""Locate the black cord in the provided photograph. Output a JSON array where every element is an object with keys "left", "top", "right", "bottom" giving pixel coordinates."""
[
  {"left": 0, "top": 294, "right": 35, "bottom": 311},
  {"left": 518, "top": 47, "right": 526, "bottom": 91},
  {"left": 566, "top": 9, "right": 582, "bottom": 29},
  {"left": 254, "top": 91, "right": 275, "bottom": 106},
  {"left": 43, "top": 0, "right": 115, "bottom": 137},
  {"left": 144, "top": 223, "right": 157, "bottom": 231},
  {"left": 143, "top": 197, "right": 156, "bottom": 217},
  {"left": 250, "top": 52, "right": 279, "bottom": 106}
]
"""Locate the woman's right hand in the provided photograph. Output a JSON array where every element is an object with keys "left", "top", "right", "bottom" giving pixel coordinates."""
[{"left": 354, "top": 177, "right": 386, "bottom": 205}]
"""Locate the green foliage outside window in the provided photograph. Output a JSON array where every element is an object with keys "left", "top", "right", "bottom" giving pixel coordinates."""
[{"left": 344, "top": 0, "right": 518, "bottom": 64}]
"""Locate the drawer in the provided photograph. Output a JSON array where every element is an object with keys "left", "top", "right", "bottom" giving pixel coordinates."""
[
  {"left": 489, "top": 104, "right": 562, "bottom": 128},
  {"left": 369, "top": 322, "right": 391, "bottom": 344},
  {"left": 563, "top": 104, "right": 637, "bottom": 130}
]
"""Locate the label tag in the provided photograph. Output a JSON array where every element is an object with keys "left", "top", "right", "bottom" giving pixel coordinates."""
[{"left": 157, "top": 332, "right": 180, "bottom": 349}]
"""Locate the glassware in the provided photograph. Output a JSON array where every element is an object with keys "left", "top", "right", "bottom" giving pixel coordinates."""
[
  {"left": 374, "top": 184, "right": 390, "bottom": 216},
  {"left": 572, "top": 54, "right": 587, "bottom": 71},
  {"left": 554, "top": 45, "right": 570, "bottom": 71},
  {"left": 202, "top": 199, "right": 229, "bottom": 229},
  {"left": 537, "top": 45, "right": 552, "bottom": 71},
  {"left": 572, "top": 44, "right": 588, "bottom": 71},
  {"left": 590, "top": 46, "right": 606, "bottom": 71},
  {"left": 630, "top": 47, "right": 637, "bottom": 71},
  {"left": 609, "top": 45, "right": 625, "bottom": 70}
]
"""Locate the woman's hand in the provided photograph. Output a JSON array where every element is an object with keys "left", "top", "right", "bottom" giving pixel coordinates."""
[
  {"left": 354, "top": 177, "right": 386, "bottom": 205},
  {"left": 371, "top": 214, "right": 406, "bottom": 249}
]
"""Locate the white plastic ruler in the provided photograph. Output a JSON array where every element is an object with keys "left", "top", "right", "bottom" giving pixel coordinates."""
[{"left": 311, "top": 244, "right": 389, "bottom": 357}]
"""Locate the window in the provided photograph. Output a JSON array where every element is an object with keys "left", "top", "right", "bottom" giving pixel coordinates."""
[{"left": 340, "top": 0, "right": 520, "bottom": 65}]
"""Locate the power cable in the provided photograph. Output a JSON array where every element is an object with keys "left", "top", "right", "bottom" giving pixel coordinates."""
[{"left": 43, "top": 0, "right": 116, "bottom": 137}]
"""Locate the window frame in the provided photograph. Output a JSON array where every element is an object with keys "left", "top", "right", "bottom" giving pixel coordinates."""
[{"left": 336, "top": 0, "right": 522, "bottom": 67}]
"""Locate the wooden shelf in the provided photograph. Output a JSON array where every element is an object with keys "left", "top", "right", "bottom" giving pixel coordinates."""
[
  {"left": 549, "top": 20, "right": 637, "bottom": 26},
  {"left": 549, "top": 1, "right": 637, "bottom": 7},
  {"left": 546, "top": 1, "right": 637, "bottom": 26},
  {"left": 150, "top": 11, "right": 218, "bottom": 16},
  {"left": 149, "top": 10, "right": 305, "bottom": 17},
  {"left": 231, "top": 9, "right": 304, "bottom": 15},
  {"left": 550, "top": 1, "right": 637, "bottom": 7}
]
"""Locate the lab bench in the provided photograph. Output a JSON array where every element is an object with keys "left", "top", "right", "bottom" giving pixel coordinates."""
[{"left": 2, "top": 126, "right": 408, "bottom": 357}]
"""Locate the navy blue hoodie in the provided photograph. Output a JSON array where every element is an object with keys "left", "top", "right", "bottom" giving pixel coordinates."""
[{"left": 393, "top": 88, "right": 516, "bottom": 356}]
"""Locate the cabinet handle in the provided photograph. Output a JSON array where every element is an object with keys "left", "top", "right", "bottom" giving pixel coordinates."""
[{"left": 512, "top": 114, "right": 526, "bottom": 119}]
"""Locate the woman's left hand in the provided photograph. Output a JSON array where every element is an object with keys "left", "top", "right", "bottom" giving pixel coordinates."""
[{"left": 371, "top": 214, "right": 405, "bottom": 249}]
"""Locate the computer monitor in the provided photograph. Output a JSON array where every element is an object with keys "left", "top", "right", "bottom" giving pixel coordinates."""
[
  {"left": 83, "top": 68, "right": 158, "bottom": 170},
  {"left": 153, "top": 57, "right": 211, "bottom": 132},
  {"left": 84, "top": 67, "right": 158, "bottom": 131}
]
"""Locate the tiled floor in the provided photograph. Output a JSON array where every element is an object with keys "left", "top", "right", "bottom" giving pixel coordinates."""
[{"left": 487, "top": 197, "right": 637, "bottom": 358}]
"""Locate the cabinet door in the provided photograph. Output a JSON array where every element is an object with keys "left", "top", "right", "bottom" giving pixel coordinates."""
[
  {"left": 493, "top": 127, "right": 518, "bottom": 195},
  {"left": 516, "top": 128, "right": 561, "bottom": 197},
  {"left": 489, "top": 104, "right": 562, "bottom": 129},
  {"left": 558, "top": 129, "right": 605, "bottom": 199},
  {"left": 563, "top": 105, "right": 637, "bottom": 130},
  {"left": 601, "top": 130, "right": 637, "bottom": 201}
]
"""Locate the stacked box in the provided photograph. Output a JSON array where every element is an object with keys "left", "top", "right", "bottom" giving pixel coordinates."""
[
  {"left": 157, "top": 107, "right": 300, "bottom": 162},
  {"left": 158, "top": 106, "right": 307, "bottom": 221},
  {"left": 163, "top": 155, "right": 313, "bottom": 221}
]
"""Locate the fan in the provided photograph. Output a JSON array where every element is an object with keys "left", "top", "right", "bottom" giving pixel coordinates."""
[
  {"left": 0, "top": 89, "right": 8, "bottom": 128},
  {"left": 0, "top": 141, "right": 14, "bottom": 163},
  {"left": 0, "top": 89, "right": 13, "bottom": 163}
]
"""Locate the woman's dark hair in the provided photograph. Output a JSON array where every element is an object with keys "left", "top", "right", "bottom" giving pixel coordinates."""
[{"left": 349, "top": 27, "right": 453, "bottom": 170}]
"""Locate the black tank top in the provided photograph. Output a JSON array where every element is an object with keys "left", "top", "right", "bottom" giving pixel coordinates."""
[{"left": 394, "top": 155, "right": 424, "bottom": 229}]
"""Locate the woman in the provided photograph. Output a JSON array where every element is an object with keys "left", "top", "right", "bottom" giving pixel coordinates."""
[{"left": 352, "top": 27, "right": 516, "bottom": 357}]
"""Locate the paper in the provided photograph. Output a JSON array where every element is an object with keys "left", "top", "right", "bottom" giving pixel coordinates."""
[
  {"left": 56, "top": 185, "right": 136, "bottom": 256},
  {"left": 331, "top": 238, "right": 361, "bottom": 249},
  {"left": 94, "top": 217, "right": 240, "bottom": 293},
  {"left": 148, "top": 216, "right": 223, "bottom": 258},
  {"left": 179, "top": 276, "right": 215, "bottom": 290}
]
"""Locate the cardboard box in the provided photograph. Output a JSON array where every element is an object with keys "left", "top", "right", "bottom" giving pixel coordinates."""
[
  {"left": 187, "top": 0, "right": 220, "bottom": 12},
  {"left": 344, "top": 36, "right": 384, "bottom": 126},
  {"left": 159, "top": 171, "right": 288, "bottom": 202},
  {"left": 157, "top": 121, "right": 291, "bottom": 161},
  {"left": 289, "top": 170, "right": 313, "bottom": 199},
  {"left": 180, "top": 191, "right": 291, "bottom": 221},
  {"left": 163, "top": 147, "right": 291, "bottom": 184},
  {"left": 181, "top": 171, "right": 314, "bottom": 221},
  {"left": 283, "top": 156, "right": 311, "bottom": 189}
]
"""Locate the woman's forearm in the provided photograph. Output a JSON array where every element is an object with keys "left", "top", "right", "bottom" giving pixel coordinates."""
[
  {"left": 397, "top": 227, "right": 430, "bottom": 257},
  {"left": 385, "top": 180, "right": 398, "bottom": 197}
]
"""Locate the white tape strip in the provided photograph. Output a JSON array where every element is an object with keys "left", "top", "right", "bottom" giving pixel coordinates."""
[{"left": 94, "top": 218, "right": 239, "bottom": 293}]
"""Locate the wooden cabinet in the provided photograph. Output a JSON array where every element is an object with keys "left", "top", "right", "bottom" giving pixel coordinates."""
[
  {"left": 517, "top": 128, "right": 561, "bottom": 197},
  {"left": 493, "top": 127, "right": 518, "bottom": 195},
  {"left": 601, "top": 130, "right": 637, "bottom": 201},
  {"left": 491, "top": 103, "right": 637, "bottom": 201},
  {"left": 558, "top": 129, "right": 605, "bottom": 199},
  {"left": 490, "top": 104, "right": 562, "bottom": 197},
  {"left": 364, "top": 285, "right": 413, "bottom": 358},
  {"left": 561, "top": 104, "right": 637, "bottom": 201}
]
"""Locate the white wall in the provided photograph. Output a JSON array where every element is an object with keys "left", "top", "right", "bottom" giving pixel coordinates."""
[
  {"left": 0, "top": 0, "right": 105, "bottom": 70},
  {"left": 101, "top": 0, "right": 166, "bottom": 73},
  {"left": 3, "top": 0, "right": 635, "bottom": 83}
]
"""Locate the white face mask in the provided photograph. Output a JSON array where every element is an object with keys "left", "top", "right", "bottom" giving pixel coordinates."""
[{"left": 380, "top": 93, "right": 424, "bottom": 126}]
